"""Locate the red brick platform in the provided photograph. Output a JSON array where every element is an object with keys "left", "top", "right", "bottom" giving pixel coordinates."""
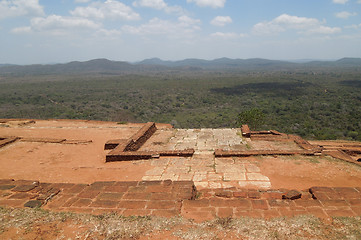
[
  {"left": 183, "top": 186, "right": 361, "bottom": 221},
  {"left": 0, "top": 179, "right": 360, "bottom": 222},
  {"left": 105, "top": 122, "right": 195, "bottom": 161}
]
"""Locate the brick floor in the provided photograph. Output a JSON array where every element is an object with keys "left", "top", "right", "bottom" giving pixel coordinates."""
[{"left": 0, "top": 179, "right": 360, "bottom": 222}]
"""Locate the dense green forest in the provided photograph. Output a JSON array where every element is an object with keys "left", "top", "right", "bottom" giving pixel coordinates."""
[{"left": 0, "top": 66, "right": 360, "bottom": 141}]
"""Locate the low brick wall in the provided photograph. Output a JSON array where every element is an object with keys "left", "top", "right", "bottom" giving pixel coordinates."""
[
  {"left": 291, "top": 135, "right": 315, "bottom": 150},
  {"left": 250, "top": 135, "right": 291, "bottom": 141},
  {"left": 20, "top": 138, "right": 66, "bottom": 143},
  {"left": 127, "top": 122, "right": 157, "bottom": 151},
  {"left": 106, "top": 149, "right": 195, "bottom": 162},
  {"left": 0, "top": 137, "right": 18, "bottom": 148},
  {"left": 105, "top": 122, "right": 195, "bottom": 161},
  {"left": 158, "top": 149, "right": 195, "bottom": 157},
  {"left": 242, "top": 126, "right": 293, "bottom": 142},
  {"left": 106, "top": 151, "right": 154, "bottom": 161},
  {"left": 1, "top": 179, "right": 360, "bottom": 221},
  {"left": 1, "top": 137, "right": 91, "bottom": 146},
  {"left": 241, "top": 125, "right": 251, "bottom": 137},
  {"left": 106, "top": 122, "right": 157, "bottom": 152},
  {"left": 215, "top": 149, "right": 318, "bottom": 157},
  {"left": 334, "top": 147, "right": 361, "bottom": 154},
  {"left": 323, "top": 150, "right": 361, "bottom": 166},
  {"left": 104, "top": 139, "right": 128, "bottom": 150}
]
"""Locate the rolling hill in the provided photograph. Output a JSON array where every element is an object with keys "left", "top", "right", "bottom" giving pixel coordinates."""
[{"left": 0, "top": 57, "right": 360, "bottom": 76}]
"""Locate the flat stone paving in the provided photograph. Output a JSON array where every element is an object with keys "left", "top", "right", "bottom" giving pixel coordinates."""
[
  {"left": 143, "top": 156, "right": 271, "bottom": 190},
  {"left": 0, "top": 179, "right": 360, "bottom": 222},
  {"left": 141, "top": 128, "right": 247, "bottom": 151},
  {"left": 141, "top": 129, "right": 272, "bottom": 189}
]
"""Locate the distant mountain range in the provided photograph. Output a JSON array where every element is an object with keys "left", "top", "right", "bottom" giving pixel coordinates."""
[
  {"left": 0, "top": 57, "right": 360, "bottom": 76},
  {"left": 138, "top": 57, "right": 361, "bottom": 69},
  {"left": 138, "top": 57, "right": 297, "bottom": 68}
]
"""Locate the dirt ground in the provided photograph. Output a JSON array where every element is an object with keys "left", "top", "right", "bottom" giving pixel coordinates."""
[
  {"left": 0, "top": 120, "right": 156, "bottom": 183},
  {"left": 259, "top": 155, "right": 361, "bottom": 189}
]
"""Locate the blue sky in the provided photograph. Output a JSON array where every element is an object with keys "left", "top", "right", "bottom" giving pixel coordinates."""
[{"left": 1, "top": 0, "right": 361, "bottom": 64}]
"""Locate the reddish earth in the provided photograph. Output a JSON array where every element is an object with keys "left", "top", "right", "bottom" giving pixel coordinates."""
[
  {"left": 0, "top": 119, "right": 157, "bottom": 183},
  {"left": 0, "top": 119, "right": 360, "bottom": 239},
  {"left": 259, "top": 155, "right": 361, "bottom": 189}
]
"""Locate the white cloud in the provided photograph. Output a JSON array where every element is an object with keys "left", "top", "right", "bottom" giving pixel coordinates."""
[
  {"left": 210, "top": 32, "right": 245, "bottom": 39},
  {"left": 187, "top": 0, "right": 226, "bottom": 8},
  {"left": 305, "top": 26, "right": 341, "bottom": 34},
  {"left": 12, "top": 15, "right": 101, "bottom": 35},
  {"left": 253, "top": 22, "right": 284, "bottom": 35},
  {"left": 75, "top": 0, "right": 91, "bottom": 3},
  {"left": 11, "top": 26, "right": 31, "bottom": 33},
  {"left": 344, "top": 24, "right": 359, "bottom": 29},
  {"left": 122, "top": 16, "right": 201, "bottom": 39},
  {"left": 332, "top": 0, "right": 348, "bottom": 4},
  {"left": 273, "top": 14, "right": 319, "bottom": 28},
  {"left": 71, "top": 0, "right": 140, "bottom": 21},
  {"left": 133, "top": 0, "right": 184, "bottom": 15},
  {"left": 0, "top": 0, "right": 44, "bottom": 19},
  {"left": 335, "top": 11, "right": 357, "bottom": 19},
  {"left": 178, "top": 15, "right": 201, "bottom": 27},
  {"left": 133, "top": 0, "right": 167, "bottom": 10},
  {"left": 94, "top": 28, "right": 121, "bottom": 39},
  {"left": 210, "top": 16, "right": 232, "bottom": 26},
  {"left": 358, "top": 0, "right": 361, "bottom": 3},
  {"left": 32, "top": 15, "right": 100, "bottom": 30},
  {"left": 253, "top": 14, "right": 341, "bottom": 35}
]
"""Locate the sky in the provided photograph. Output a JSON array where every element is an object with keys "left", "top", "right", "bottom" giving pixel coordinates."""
[{"left": 1, "top": 0, "right": 361, "bottom": 64}]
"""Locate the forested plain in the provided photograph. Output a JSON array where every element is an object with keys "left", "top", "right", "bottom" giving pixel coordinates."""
[{"left": 0, "top": 65, "right": 360, "bottom": 141}]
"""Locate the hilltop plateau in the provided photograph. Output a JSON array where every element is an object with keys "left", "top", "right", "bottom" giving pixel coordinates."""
[{"left": 0, "top": 118, "right": 360, "bottom": 239}]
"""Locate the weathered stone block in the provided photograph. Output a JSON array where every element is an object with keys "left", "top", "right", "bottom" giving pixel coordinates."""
[
  {"left": 282, "top": 190, "right": 302, "bottom": 200},
  {"left": 24, "top": 200, "right": 43, "bottom": 208}
]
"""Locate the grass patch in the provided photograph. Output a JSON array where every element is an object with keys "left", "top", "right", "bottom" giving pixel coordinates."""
[
  {"left": 0, "top": 207, "right": 360, "bottom": 239},
  {"left": 307, "top": 156, "right": 321, "bottom": 164},
  {"left": 0, "top": 207, "right": 182, "bottom": 239},
  {"left": 175, "top": 216, "right": 361, "bottom": 240}
]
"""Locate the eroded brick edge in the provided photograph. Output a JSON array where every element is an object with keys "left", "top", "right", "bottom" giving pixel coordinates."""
[
  {"left": 105, "top": 122, "right": 195, "bottom": 161},
  {"left": 0, "top": 179, "right": 360, "bottom": 221}
]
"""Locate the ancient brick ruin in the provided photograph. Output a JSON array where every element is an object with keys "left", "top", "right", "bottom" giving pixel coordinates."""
[
  {"left": 0, "top": 119, "right": 360, "bottom": 222},
  {"left": 0, "top": 136, "right": 19, "bottom": 148},
  {"left": 102, "top": 122, "right": 361, "bottom": 167},
  {"left": 105, "top": 122, "right": 195, "bottom": 161},
  {"left": 0, "top": 179, "right": 360, "bottom": 220}
]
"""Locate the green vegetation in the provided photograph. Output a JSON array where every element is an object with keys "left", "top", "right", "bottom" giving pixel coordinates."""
[
  {"left": 0, "top": 68, "right": 360, "bottom": 141},
  {"left": 237, "top": 108, "right": 265, "bottom": 130}
]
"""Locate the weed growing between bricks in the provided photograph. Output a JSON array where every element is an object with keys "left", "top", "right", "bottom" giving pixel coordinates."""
[
  {"left": 1, "top": 206, "right": 360, "bottom": 239},
  {"left": 175, "top": 216, "right": 361, "bottom": 240},
  {"left": 0, "top": 207, "right": 183, "bottom": 239}
]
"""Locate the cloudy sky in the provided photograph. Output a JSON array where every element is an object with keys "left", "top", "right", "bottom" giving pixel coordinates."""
[{"left": 1, "top": 0, "right": 361, "bottom": 64}]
